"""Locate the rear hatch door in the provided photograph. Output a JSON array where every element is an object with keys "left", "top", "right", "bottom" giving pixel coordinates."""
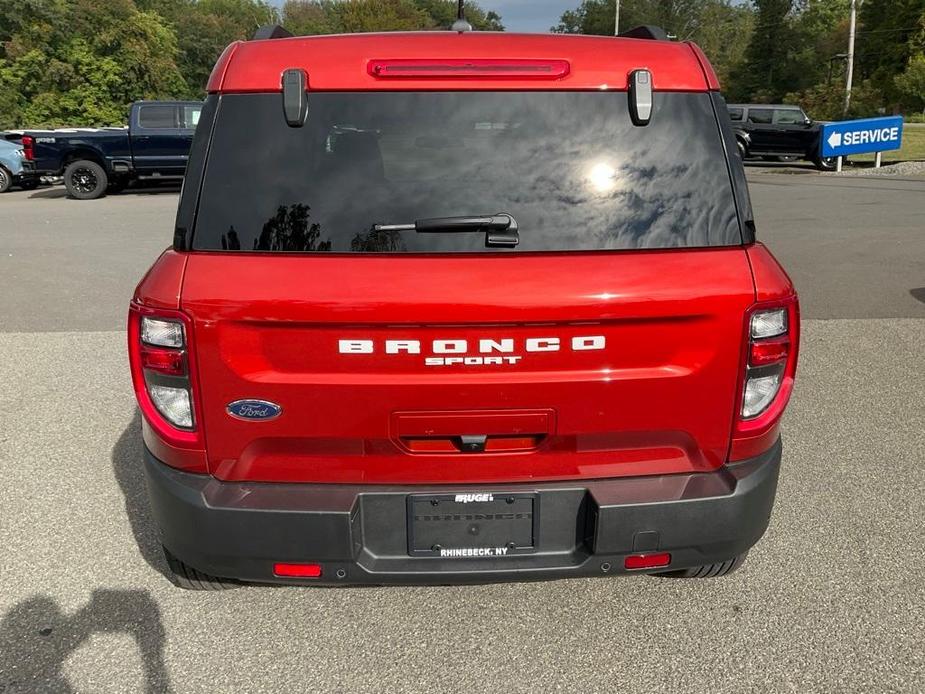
[{"left": 180, "top": 89, "right": 753, "bottom": 484}]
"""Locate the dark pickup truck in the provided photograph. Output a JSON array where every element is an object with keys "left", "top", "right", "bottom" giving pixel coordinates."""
[
  {"left": 727, "top": 104, "right": 837, "bottom": 171},
  {"left": 23, "top": 100, "right": 202, "bottom": 199}
]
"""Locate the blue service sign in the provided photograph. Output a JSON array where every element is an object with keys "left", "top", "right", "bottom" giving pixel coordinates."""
[{"left": 820, "top": 116, "right": 904, "bottom": 157}]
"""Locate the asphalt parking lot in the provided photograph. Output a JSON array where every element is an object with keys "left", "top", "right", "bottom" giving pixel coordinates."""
[{"left": 1, "top": 172, "right": 923, "bottom": 692}]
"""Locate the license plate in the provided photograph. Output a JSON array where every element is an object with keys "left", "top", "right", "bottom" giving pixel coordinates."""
[{"left": 407, "top": 492, "right": 537, "bottom": 557}]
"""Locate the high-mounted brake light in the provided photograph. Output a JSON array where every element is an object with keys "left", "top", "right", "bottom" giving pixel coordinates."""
[
  {"left": 730, "top": 298, "right": 800, "bottom": 461},
  {"left": 368, "top": 59, "right": 570, "bottom": 80}
]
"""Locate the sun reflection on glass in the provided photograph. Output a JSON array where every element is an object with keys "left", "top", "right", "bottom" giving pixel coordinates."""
[{"left": 587, "top": 162, "right": 618, "bottom": 193}]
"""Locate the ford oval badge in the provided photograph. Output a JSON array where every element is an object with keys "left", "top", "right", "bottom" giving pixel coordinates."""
[{"left": 226, "top": 399, "right": 282, "bottom": 421}]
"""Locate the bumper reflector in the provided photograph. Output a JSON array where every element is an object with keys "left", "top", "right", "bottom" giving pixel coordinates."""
[
  {"left": 624, "top": 552, "right": 671, "bottom": 570},
  {"left": 274, "top": 562, "right": 322, "bottom": 578}
]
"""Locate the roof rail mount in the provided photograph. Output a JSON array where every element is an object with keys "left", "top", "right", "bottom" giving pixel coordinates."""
[
  {"left": 618, "top": 25, "right": 669, "bottom": 41},
  {"left": 253, "top": 24, "right": 293, "bottom": 41}
]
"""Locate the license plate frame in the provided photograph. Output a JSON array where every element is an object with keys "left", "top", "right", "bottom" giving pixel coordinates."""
[{"left": 407, "top": 492, "right": 538, "bottom": 558}]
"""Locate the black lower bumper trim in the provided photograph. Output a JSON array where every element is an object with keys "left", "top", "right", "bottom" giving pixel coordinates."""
[{"left": 144, "top": 440, "right": 781, "bottom": 585}]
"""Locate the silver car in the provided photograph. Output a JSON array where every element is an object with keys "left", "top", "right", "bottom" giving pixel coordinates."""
[{"left": 0, "top": 139, "right": 37, "bottom": 193}]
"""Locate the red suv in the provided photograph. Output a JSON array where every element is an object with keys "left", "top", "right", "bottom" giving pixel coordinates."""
[{"left": 129, "top": 27, "right": 799, "bottom": 588}]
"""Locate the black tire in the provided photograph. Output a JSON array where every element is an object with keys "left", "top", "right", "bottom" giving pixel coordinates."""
[
  {"left": 0, "top": 165, "right": 12, "bottom": 193},
  {"left": 736, "top": 139, "right": 747, "bottom": 160},
  {"left": 653, "top": 552, "right": 748, "bottom": 578},
  {"left": 813, "top": 155, "right": 838, "bottom": 171},
  {"left": 64, "top": 159, "right": 108, "bottom": 199},
  {"left": 163, "top": 546, "right": 238, "bottom": 591}
]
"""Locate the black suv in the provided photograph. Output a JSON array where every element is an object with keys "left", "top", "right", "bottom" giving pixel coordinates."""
[{"left": 728, "top": 104, "right": 836, "bottom": 171}]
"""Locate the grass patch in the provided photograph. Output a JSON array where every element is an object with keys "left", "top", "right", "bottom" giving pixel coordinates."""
[{"left": 852, "top": 123, "right": 925, "bottom": 163}]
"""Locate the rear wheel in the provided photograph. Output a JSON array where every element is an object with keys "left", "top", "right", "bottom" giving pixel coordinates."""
[
  {"left": 163, "top": 546, "right": 238, "bottom": 590},
  {"left": 813, "top": 155, "right": 838, "bottom": 171},
  {"left": 654, "top": 552, "right": 748, "bottom": 578},
  {"left": 736, "top": 139, "right": 747, "bottom": 160},
  {"left": 0, "top": 166, "right": 11, "bottom": 193},
  {"left": 64, "top": 159, "right": 108, "bottom": 199}
]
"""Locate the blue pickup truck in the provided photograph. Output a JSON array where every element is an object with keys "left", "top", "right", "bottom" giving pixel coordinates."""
[{"left": 23, "top": 100, "right": 202, "bottom": 199}]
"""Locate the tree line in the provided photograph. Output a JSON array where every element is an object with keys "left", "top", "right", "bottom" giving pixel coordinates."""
[
  {"left": 0, "top": 0, "right": 501, "bottom": 128},
  {"left": 0, "top": 0, "right": 922, "bottom": 129},
  {"left": 554, "top": 0, "right": 925, "bottom": 119}
]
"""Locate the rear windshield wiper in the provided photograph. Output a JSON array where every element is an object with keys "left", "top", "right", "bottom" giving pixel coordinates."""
[{"left": 372, "top": 213, "right": 519, "bottom": 248}]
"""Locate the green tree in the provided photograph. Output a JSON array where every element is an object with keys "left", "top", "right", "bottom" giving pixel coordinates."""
[
  {"left": 787, "top": 0, "right": 851, "bottom": 92},
  {"left": 729, "top": 0, "right": 797, "bottom": 101},
  {"left": 411, "top": 0, "right": 503, "bottom": 30},
  {"left": 551, "top": 1, "right": 753, "bottom": 91},
  {"left": 895, "top": 53, "right": 925, "bottom": 111},
  {"left": 681, "top": 2, "right": 755, "bottom": 87},
  {"left": 857, "top": 0, "right": 925, "bottom": 109},
  {"left": 0, "top": 0, "right": 187, "bottom": 128},
  {"left": 784, "top": 77, "right": 883, "bottom": 118},
  {"left": 282, "top": 0, "right": 503, "bottom": 35},
  {"left": 552, "top": 0, "right": 708, "bottom": 37},
  {"left": 138, "top": 0, "right": 278, "bottom": 96}
]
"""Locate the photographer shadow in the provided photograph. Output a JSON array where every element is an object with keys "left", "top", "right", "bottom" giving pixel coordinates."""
[
  {"left": 0, "top": 590, "right": 170, "bottom": 693},
  {"left": 111, "top": 411, "right": 170, "bottom": 581}
]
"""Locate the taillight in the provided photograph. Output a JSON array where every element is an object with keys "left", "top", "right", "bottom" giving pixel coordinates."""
[
  {"left": 128, "top": 304, "right": 205, "bottom": 468},
  {"left": 730, "top": 298, "right": 800, "bottom": 461},
  {"left": 21, "top": 135, "right": 34, "bottom": 161}
]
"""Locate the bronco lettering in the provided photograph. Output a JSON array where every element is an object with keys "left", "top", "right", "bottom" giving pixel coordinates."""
[{"left": 338, "top": 336, "right": 605, "bottom": 366}]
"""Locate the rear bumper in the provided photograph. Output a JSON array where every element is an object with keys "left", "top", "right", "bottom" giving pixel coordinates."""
[{"left": 145, "top": 439, "right": 781, "bottom": 585}]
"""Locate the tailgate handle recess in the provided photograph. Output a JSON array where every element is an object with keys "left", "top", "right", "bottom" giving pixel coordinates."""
[
  {"left": 394, "top": 409, "right": 555, "bottom": 455},
  {"left": 457, "top": 435, "right": 488, "bottom": 453}
]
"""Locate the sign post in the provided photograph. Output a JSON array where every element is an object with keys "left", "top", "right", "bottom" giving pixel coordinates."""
[{"left": 820, "top": 116, "right": 904, "bottom": 171}]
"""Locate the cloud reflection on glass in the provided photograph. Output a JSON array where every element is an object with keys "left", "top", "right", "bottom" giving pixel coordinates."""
[{"left": 194, "top": 92, "right": 741, "bottom": 254}]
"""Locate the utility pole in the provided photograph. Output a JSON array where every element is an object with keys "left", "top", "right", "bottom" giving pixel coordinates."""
[
  {"left": 614, "top": 0, "right": 620, "bottom": 35},
  {"left": 844, "top": 0, "right": 858, "bottom": 116}
]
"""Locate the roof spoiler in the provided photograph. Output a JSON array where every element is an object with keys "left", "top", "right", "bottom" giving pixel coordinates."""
[
  {"left": 252, "top": 24, "right": 293, "bottom": 41},
  {"left": 618, "top": 25, "right": 669, "bottom": 41}
]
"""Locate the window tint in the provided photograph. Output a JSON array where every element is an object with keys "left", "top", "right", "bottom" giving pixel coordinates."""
[
  {"left": 192, "top": 92, "right": 741, "bottom": 253},
  {"left": 747, "top": 108, "right": 773, "bottom": 124},
  {"left": 727, "top": 107, "right": 744, "bottom": 122},
  {"left": 773, "top": 109, "right": 804, "bottom": 124},
  {"left": 138, "top": 105, "right": 177, "bottom": 129},
  {"left": 182, "top": 105, "right": 202, "bottom": 129}
]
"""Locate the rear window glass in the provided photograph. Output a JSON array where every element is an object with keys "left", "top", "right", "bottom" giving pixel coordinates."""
[
  {"left": 773, "top": 109, "right": 804, "bottom": 124},
  {"left": 747, "top": 108, "right": 773, "bottom": 124},
  {"left": 182, "top": 105, "right": 202, "bottom": 129},
  {"left": 727, "top": 107, "right": 744, "bottom": 121},
  {"left": 138, "top": 104, "right": 177, "bottom": 129},
  {"left": 192, "top": 92, "right": 741, "bottom": 253}
]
